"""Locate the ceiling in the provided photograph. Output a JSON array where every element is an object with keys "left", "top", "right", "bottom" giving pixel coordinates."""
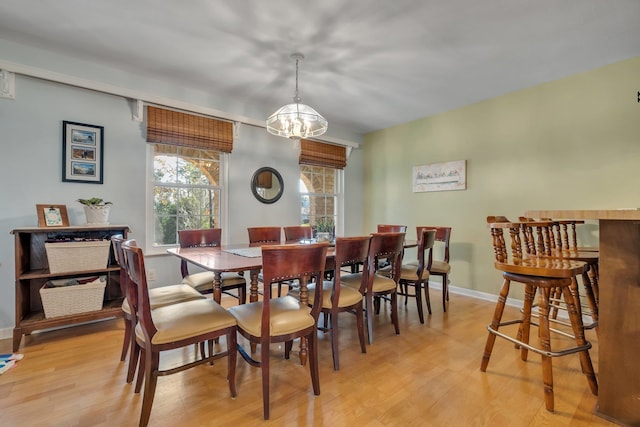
[{"left": 1, "top": 0, "right": 639, "bottom": 138}]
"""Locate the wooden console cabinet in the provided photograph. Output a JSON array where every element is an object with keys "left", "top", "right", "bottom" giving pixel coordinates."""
[{"left": 10, "top": 225, "right": 130, "bottom": 352}]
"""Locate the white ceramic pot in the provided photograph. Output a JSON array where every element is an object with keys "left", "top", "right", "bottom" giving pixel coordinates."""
[
  {"left": 83, "top": 205, "right": 111, "bottom": 225},
  {"left": 316, "top": 232, "right": 332, "bottom": 242}
]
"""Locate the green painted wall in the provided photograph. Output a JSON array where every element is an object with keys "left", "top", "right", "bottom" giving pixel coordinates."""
[{"left": 364, "top": 56, "right": 640, "bottom": 299}]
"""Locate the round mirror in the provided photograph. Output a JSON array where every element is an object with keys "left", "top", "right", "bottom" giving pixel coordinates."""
[{"left": 251, "top": 167, "right": 284, "bottom": 204}]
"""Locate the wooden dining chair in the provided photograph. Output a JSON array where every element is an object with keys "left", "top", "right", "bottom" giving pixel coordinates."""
[
  {"left": 283, "top": 225, "right": 314, "bottom": 243},
  {"left": 377, "top": 224, "right": 407, "bottom": 233},
  {"left": 308, "top": 236, "right": 370, "bottom": 370},
  {"left": 247, "top": 226, "right": 282, "bottom": 245},
  {"left": 481, "top": 218, "right": 597, "bottom": 412},
  {"left": 396, "top": 228, "right": 436, "bottom": 323},
  {"left": 423, "top": 226, "right": 452, "bottom": 312},
  {"left": 342, "top": 232, "right": 405, "bottom": 344},
  {"left": 111, "top": 236, "right": 206, "bottom": 385},
  {"left": 121, "top": 240, "right": 237, "bottom": 427},
  {"left": 178, "top": 228, "right": 247, "bottom": 303},
  {"left": 228, "top": 242, "right": 329, "bottom": 420}
]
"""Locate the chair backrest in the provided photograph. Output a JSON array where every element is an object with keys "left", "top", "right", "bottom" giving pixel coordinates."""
[
  {"left": 121, "top": 240, "right": 157, "bottom": 342},
  {"left": 366, "top": 232, "right": 406, "bottom": 288},
  {"left": 518, "top": 219, "right": 557, "bottom": 257},
  {"left": 486, "top": 217, "right": 525, "bottom": 265},
  {"left": 283, "top": 225, "right": 313, "bottom": 243},
  {"left": 260, "top": 243, "right": 329, "bottom": 334},
  {"left": 536, "top": 218, "right": 585, "bottom": 251},
  {"left": 247, "top": 227, "right": 281, "bottom": 244},
  {"left": 415, "top": 227, "right": 437, "bottom": 277},
  {"left": 487, "top": 216, "right": 587, "bottom": 278},
  {"left": 422, "top": 226, "right": 452, "bottom": 265},
  {"left": 177, "top": 228, "right": 223, "bottom": 278},
  {"left": 487, "top": 216, "right": 554, "bottom": 262},
  {"left": 332, "top": 236, "right": 371, "bottom": 296},
  {"left": 111, "top": 234, "right": 135, "bottom": 301},
  {"left": 178, "top": 228, "right": 222, "bottom": 248},
  {"left": 377, "top": 224, "right": 407, "bottom": 233}
]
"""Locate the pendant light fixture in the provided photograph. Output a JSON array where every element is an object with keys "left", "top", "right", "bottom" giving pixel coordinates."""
[{"left": 266, "top": 53, "right": 328, "bottom": 140}]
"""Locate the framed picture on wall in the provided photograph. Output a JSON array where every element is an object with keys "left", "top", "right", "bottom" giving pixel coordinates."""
[
  {"left": 36, "top": 204, "right": 70, "bottom": 227},
  {"left": 412, "top": 160, "right": 466, "bottom": 192},
  {"left": 62, "top": 121, "right": 104, "bottom": 184}
]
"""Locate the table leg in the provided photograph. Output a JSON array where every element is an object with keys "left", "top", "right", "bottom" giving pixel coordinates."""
[
  {"left": 249, "top": 268, "right": 260, "bottom": 353},
  {"left": 249, "top": 269, "right": 260, "bottom": 303},
  {"left": 213, "top": 272, "right": 222, "bottom": 304}
]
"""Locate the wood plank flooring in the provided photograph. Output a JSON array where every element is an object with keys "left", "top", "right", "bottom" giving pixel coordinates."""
[{"left": 0, "top": 293, "right": 613, "bottom": 426}]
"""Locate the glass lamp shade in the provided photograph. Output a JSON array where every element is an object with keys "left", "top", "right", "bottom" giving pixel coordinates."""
[{"left": 266, "top": 102, "right": 328, "bottom": 140}]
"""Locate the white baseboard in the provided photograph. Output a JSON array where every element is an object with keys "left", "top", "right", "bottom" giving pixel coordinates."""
[
  {"left": 0, "top": 328, "right": 12, "bottom": 341},
  {"left": 428, "top": 280, "right": 524, "bottom": 309}
]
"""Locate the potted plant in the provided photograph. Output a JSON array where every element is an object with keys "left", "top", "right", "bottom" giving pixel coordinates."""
[
  {"left": 315, "top": 217, "right": 334, "bottom": 242},
  {"left": 77, "top": 198, "right": 112, "bottom": 224}
]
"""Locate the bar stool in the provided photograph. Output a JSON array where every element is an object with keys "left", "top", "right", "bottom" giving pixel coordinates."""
[
  {"left": 519, "top": 217, "right": 599, "bottom": 330},
  {"left": 481, "top": 217, "right": 598, "bottom": 412}
]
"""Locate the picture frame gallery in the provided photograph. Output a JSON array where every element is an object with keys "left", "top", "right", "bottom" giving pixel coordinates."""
[{"left": 62, "top": 121, "right": 104, "bottom": 184}]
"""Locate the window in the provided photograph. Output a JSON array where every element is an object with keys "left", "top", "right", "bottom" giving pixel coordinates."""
[
  {"left": 151, "top": 144, "right": 224, "bottom": 246},
  {"left": 299, "top": 165, "right": 339, "bottom": 232}
]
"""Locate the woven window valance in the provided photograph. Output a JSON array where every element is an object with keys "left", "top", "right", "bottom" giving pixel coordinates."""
[
  {"left": 299, "top": 139, "right": 347, "bottom": 169},
  {"left": 146, "top": 106, "right": 233, "bottom": 153}
]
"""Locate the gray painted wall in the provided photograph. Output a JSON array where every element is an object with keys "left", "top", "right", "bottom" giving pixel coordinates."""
[{"left": 0, "top": 74, "right": 365, "bottom": 336}]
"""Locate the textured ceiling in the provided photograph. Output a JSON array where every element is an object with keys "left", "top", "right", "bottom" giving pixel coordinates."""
[{"left": 1, "top": 0, "right": 639, "bottom": 137}]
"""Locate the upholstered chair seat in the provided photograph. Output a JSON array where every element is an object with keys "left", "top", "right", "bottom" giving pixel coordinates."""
[
  {"left": 308, "top": 281, "right": 363, "bottom": 309},
  {"left": 229, "top": 296, "right": 314, "bottom": 337},
  {"left": 134, "top": 298, "right": 236, "bottom": 345},
  {"left": 181, "top": 271, "right": 246, "bottom": 293},
  {"left": 344, "top": 271, "right": 396, "bottom": 293},
  {"left": 121, "top": 284, "right": 204, "bottom": 315}
]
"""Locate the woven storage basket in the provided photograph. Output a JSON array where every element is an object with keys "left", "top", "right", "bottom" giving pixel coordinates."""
[
  {"left": 40, "top": 277, "right": 106, "bottom": 318},
  {"left": 45, "top": 240, "right": 111, "bottom": 273}
]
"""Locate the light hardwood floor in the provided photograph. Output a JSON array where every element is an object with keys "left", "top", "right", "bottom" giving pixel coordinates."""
[{"left": 0, "top": 292, "right": 613, "bottom": 426}]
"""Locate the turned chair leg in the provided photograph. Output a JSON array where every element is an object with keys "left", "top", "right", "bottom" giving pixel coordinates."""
[{"left": 481, "top": 278, "right": 511, "bottom": 372}]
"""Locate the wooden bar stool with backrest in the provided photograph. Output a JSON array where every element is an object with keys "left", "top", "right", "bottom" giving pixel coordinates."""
[
  {"left": 121, "top": 240, "right": 237, "bottom": 427},
  {"left": 481, "top": 217, "right": 598, "bottom": 412},
  {"left": 307, "top": 236, "right": 370, "bottom": 370},
  {"left": 396, "top": 228, "right": 436, "bottom": 323},
  {"left": 519, "top": 218, "right": 599, "bottom": 331},
  {"left": 178, "top": 228, "right": 247, "bottom": 304},
  {"left": 228, "top": 242, "right": 328, "bottom": 420},
  {"left": 342, "top": 232, "right": 405, "bottom": 344},
  {"left": 111, "top": 236, "right": 206, "bottom": 385}
]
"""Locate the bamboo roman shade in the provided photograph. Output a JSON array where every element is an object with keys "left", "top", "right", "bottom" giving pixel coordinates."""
[
  {"left": 146, "top": 106, "right": 233, "bottom": 153},
  {"left": 299, "top": 139, "right": 347, "bottom": 169}
]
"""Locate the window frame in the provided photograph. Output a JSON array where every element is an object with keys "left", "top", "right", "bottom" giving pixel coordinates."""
[
  {"left": 145, "top": 143, "right": 228, "bottom": 255},
  {"left": 299, "top": 165, "right": 344, "bottom": 237}
]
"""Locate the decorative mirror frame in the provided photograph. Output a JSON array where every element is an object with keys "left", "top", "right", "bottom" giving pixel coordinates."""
[{"left": 251, "top": 167, "right": 284, "bottom": 204}]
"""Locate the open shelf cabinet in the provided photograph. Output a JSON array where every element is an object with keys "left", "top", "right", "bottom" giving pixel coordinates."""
[{"left": 10, "top": 225, "right": 130, "bottom": 352}]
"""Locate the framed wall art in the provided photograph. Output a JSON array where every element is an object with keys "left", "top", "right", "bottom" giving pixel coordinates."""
[
  {"left": 36, "top": 204, "right": 70, "bottom": 227},
  {"left": 62, "top": 121, "right": 104, "bottom": 184},
  {"left": 412, "top": 160, "right": 466, "bottom": 193}
]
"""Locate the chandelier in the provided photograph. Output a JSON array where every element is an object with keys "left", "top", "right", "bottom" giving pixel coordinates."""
[{"left": 266, "top": 53, "right": 328, "bottom": 140}]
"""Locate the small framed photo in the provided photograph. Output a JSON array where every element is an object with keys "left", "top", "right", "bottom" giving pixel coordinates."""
[
  {"left": 62, "top": 121, "right": 104, "bottom": 184},
  {"left": 36, "top": 204, "right": 70, "bottom": 227}
]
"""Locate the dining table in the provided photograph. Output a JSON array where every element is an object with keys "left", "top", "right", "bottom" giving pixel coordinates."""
[
  {"left": 525, "top": 209, "right": 640, "bottom": 426},
  {"left": 167, "top": 238, "right": 417, "bottom": 305},
  {"left": 168, "top": 238, "right": 416, "bottom": 362}
]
